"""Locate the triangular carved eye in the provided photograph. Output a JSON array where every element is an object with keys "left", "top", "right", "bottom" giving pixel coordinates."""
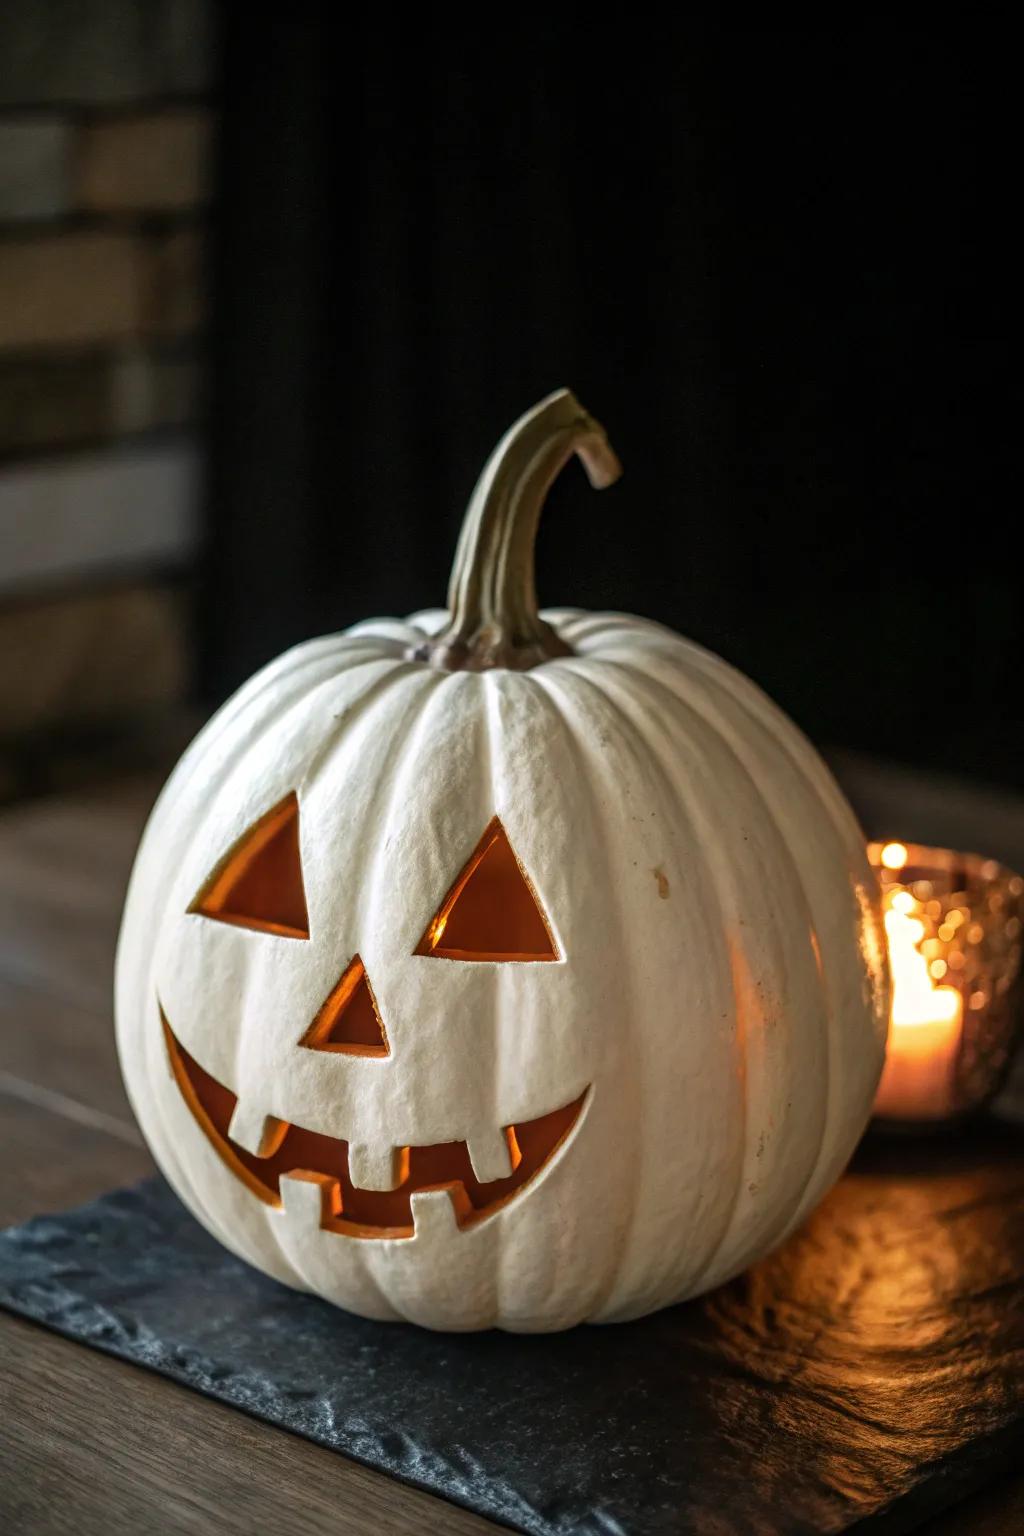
[
  {"left": 416, "top": 817, "right": 558, "bottom": 961},
  {"left": 301, "top": 956, "right": 389, "bottom": 1056},
  {"left": 189, "top": 793, "right": 310, "bottom": 939}
]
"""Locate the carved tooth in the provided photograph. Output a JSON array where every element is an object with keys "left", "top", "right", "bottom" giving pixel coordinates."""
[
  {"left": 227, "top": 1101, "right": 287, "bottom": 1158},
  {"left": 280, "top": 1171, "right": 338, "bottom": 1224},
  {"left": 466, "top": 1128, "right": 521, "bottom": 1184},
  {"left": 410, "top": 1186, "right": 462, "bottom": 1240},
  {"left": 347, "top": 1143, "right": 409, "bottom": 1192}
]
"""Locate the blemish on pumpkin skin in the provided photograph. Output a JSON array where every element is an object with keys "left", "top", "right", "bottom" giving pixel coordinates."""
[{"left": 652, "top": 866, "right": 670, "bottom": 900}]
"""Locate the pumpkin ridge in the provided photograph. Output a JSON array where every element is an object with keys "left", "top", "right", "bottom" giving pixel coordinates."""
[
  {"left": 611, "top": 663, "right": 859, "bottom": 1087},
  {"left": 296, "top": 654, "right": 435, "bottom": 792},
  {"left": 526, "top": 667, "right": 651, "bottom": 1316},
  {"left": 598, "top": 657, "right": 842, "bottom": 1284},
  {"left": 542, "top": 662, "right": 746, "bottom": 1308}
]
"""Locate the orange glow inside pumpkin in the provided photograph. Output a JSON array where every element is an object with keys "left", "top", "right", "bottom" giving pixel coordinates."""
[
  {"left": 417, "top": 816, "right": 558, "bottom": 961},
  {"left": 162, "top": 1008, "right": 584, "bottom": 1238},
  {"left": 189, "top": 793, "right": 309, "bottom": 939},
  {"left": 301, "top": 955, "right": 390, "bottom": 1056},
  {"left": 174, "top": 805, "right": 577, "bottom": 1235}
]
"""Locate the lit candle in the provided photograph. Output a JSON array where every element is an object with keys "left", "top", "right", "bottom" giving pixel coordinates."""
[
  {"left": 874, "top": 894, "right": 964, "bottom": 1119},
  {"left": 869, "top": 840, "right": 1023, "bottom": 1124}
]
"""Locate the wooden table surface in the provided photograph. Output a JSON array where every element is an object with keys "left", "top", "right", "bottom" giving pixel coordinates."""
[
  {"left": 1, "top": 772, "right": 1022, "bottom": 1535},
  {"left": 0, "top": 777, "right": 495, "bottom": 1536}
]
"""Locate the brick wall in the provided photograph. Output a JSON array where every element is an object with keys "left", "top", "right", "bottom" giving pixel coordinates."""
[{"left": 0, "top": 0, "right": 212, "bottom": 801}]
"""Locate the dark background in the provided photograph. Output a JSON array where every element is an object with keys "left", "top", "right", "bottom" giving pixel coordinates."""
[{"left": 205, "top": 19, "right": 1018, "bottom": 787}]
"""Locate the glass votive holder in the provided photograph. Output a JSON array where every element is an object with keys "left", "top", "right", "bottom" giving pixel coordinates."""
[{"left": 868, "top": 841, "right": 1024, "bottom": 1126}]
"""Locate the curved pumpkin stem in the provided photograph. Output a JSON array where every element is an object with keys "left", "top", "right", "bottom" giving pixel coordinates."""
[{"left": 409, "top": 388, "right": 622, "bottom": 672}]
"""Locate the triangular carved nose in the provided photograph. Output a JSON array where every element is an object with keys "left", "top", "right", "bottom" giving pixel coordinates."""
[{"left": 300, "top": 956, "right": 389, "bottom": 1056}]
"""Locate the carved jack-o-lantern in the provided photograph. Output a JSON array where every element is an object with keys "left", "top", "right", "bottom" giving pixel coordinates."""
[{"left": 116, "top": 391, "right": 889, "bottom": 1332}]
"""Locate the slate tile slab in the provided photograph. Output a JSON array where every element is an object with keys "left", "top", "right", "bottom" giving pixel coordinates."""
[{"left": 2, "top": 1129, "right": 1023, "bottom": 1536}]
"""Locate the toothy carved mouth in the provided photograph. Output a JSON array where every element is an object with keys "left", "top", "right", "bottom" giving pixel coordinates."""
[{"left": 161, "top": 1010, "right": 587, "bottom": 1240}]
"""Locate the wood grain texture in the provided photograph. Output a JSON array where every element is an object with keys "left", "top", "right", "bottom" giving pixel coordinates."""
[
  {"left": 0, "top": 1095, "right": 151, "bottom": 1227},
  {"left": 2, "top": 769, "right": 1024, "bottom": 1534},
  {"left": 0, "top": 778, "right": 154, "bottom": 1010},
  {"left": 0, "top": 776, "right": 503, "bottom": 1535},
  {"left": 0, "top": 1315, "right": 496, "bottom": 1536},
  {"left": 4, "top": 1134, "right": 1024, "bottom": 1534},
  {"left": 0, "top": 975, "right": 139, "bottom": 1126}
]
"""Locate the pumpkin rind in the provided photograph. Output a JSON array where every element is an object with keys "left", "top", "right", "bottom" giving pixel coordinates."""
[{"left": 116, "top": 606, "right": 888, "bottom": 1332}]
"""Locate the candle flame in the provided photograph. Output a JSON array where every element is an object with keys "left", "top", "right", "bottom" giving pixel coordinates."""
[
  {"left": 884, "top": 905, "right": 962, "bottom": 1029},
  {"left": 870, "top": 837, "right": 1024, "bottom": 1121},
  {"left": 875, "top": 890, "right": 964, "bottom": 1119}
]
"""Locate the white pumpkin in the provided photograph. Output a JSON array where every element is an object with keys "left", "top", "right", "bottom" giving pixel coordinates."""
[{"left": 116, "top": 389, "right": 889, "bottom": 1332}]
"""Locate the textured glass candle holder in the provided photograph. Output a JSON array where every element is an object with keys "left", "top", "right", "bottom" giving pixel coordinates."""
[{"left": 870, "top": 841, "right": 1024, "bottom": 1125}]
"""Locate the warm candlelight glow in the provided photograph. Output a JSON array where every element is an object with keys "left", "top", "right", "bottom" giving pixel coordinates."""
[
  {"left": 869, "top": 841, "right": 1024, "bottom": 1125},
  {"left": 874, "top": 900, "right": 964, "bottom": 1120}
]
